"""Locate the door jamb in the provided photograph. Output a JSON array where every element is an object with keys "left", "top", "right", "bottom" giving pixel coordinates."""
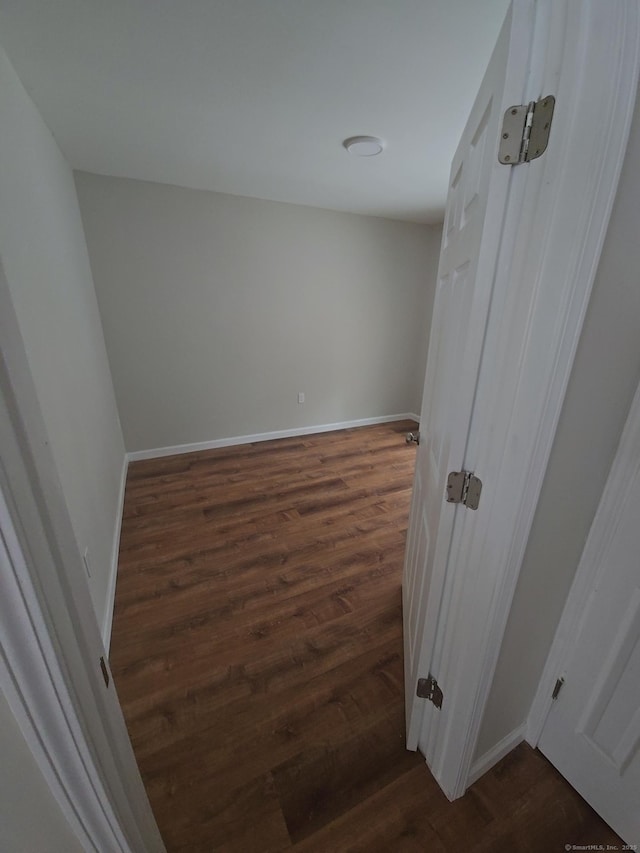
[
  {"left": 421, "top": 0, "right": 640, "bottom": 799},
  {"left": 0, "top": 478, "right": 132, "bottom": 851},
  {"left": 527, "top": 380, "right": 640, "bottom": 746},
  {"left": 0, "top": 259, "right": 165, "bottom": 851}
]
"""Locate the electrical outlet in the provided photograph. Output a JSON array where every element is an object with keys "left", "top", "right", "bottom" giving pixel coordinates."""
[
  {"left": 82, "top": 547, "right": 91, "bottom": 578},
  {"left": 298, "top": 392, "right": 305, "bottom": 404}
]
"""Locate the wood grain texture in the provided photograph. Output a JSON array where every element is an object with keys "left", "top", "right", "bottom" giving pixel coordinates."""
[{"left": 111, "top": 421, "right": 621, "bottom": 851}]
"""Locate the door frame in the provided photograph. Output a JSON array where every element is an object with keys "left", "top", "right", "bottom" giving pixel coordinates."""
[
  {"left": 418, "top": 0, "right": 640, "bottom": 800},
  {"left": 0, "top": 259, "right": 165, "bottom": 851},
  {"left": 528, "top": 378, "right": 640, "bottom": 747},
  {"left": 0, "top": 479, "right": 132, "bottom": 851}
]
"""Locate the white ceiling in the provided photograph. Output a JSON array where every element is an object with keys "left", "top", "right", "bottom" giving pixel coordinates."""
[{"left": 0, "top": 0, "right": 509, "bottom": 223}]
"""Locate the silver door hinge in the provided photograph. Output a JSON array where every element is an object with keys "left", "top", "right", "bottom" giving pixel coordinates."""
[
  {"left": 416, "top": 674, "right": 443, "bottom": 709},
  {"left": 446, "top": 471, "right": 482, "bottom": 510},
  {"left": 498, "top": 95, "right": 555, "bottom": 164},
  {"left": 551, "top": 676, "right": 565, "bottom": 701}
]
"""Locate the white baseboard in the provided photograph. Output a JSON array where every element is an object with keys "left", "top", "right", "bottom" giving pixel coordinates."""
[
  {"left": 466, "top": 723, "right": 527, "bottom": 787},
  {"left": 127, "top": 413, "right": 421, "bottom": 462},
  {"left": 102, "top": 453, "right": 128, "bottom": 654}
]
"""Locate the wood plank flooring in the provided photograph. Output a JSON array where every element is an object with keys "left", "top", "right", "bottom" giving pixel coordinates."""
[{"left": 111, "top": 420, "right": 621, "bottom": 852}]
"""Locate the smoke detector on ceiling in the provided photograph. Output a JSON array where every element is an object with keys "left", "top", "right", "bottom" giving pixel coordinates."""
[{"left": 343, "top": 136, "right": 385, "bottom": 157}]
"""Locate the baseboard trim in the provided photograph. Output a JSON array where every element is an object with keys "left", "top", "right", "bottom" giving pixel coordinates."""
[
  {"left": 102, "top": 453, "right": 128, "bottom": 654},
  {"left": 127, "top": 413, "right": 421, "bottom": 462},
  {"left": 466, "top": 724, "right": 527, "bottom": 787}
]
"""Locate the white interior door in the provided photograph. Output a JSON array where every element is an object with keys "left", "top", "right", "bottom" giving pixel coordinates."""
[
  {"left": 538, "top": 382, "right": 640, "bottom": 846},
  {"left": 402, "top": 0, "right": 535, "bottom": 750}
]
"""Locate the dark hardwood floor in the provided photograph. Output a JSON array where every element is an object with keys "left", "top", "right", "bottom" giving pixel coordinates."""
[{"left": 111, "top": 420, "right": 621, "bottom": 852}]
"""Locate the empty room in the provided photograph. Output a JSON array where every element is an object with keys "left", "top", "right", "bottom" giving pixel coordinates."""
[{"left": 1, "top": 1, "right": 640, "bottom": 851}]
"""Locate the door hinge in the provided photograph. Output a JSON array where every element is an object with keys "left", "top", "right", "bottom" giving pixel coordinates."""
[
  {"left": 551, "top": 676, "right": 565, "bottom": 701},
  {"left": 416, "top": 674, "right": 443, "bottom": 709},
  {"left": 446, "top": 471, "right": 482, "bottom": 510},
  {"left": 498, "top": 95, "right": 555, "bottom": 165}
]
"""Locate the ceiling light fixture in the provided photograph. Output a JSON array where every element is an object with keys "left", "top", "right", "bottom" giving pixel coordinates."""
[{"left": 343, "top": 136, "right": 385, "bottom": 157}]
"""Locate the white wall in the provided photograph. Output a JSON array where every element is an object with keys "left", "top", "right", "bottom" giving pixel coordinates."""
[
  {"left": 0, "top": 47, "right": 126, "bottom": 635},
  {"left": 475, "top": 90, "right": 640, "bottom": 759},
  {"left": 0, "top": 690, "right": 83, "bottom": 853},
  {"left": 74, "top": 172, "right": 441, "bottom": 453}
]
